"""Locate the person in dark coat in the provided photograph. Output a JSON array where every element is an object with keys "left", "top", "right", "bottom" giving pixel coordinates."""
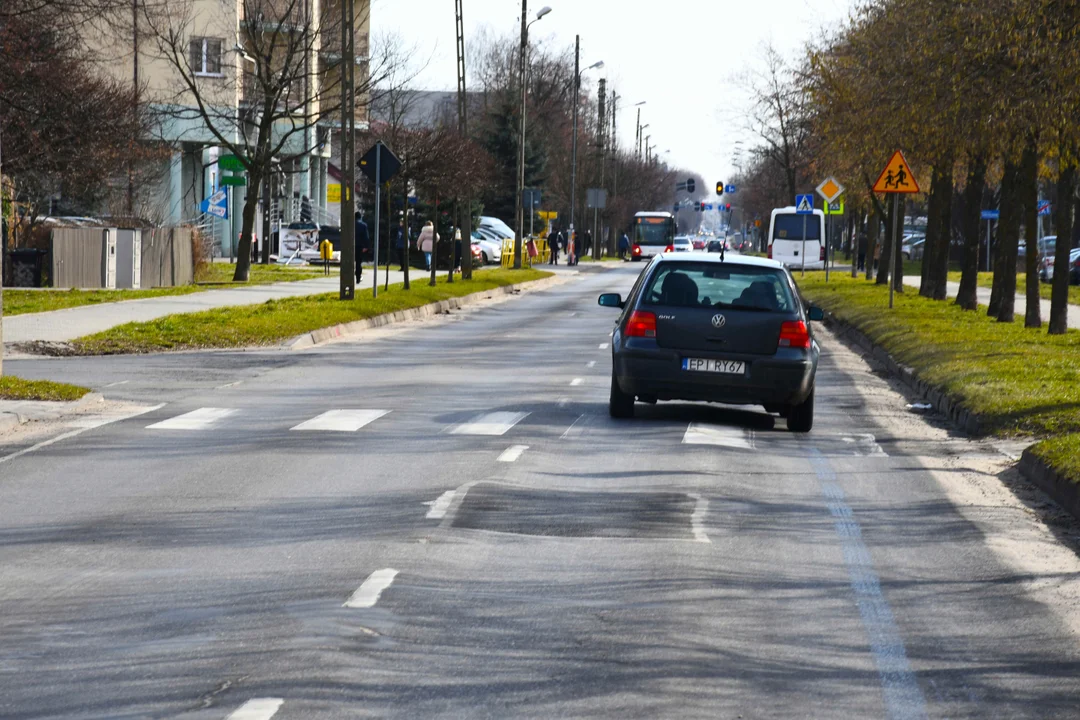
[
  {"left": 549, "top": 230, "right": 561, "bottom": 265},
  {"left": 618, "top": 231, "right": 630, "bottom": 260},
  {"left": 355, "top": 211, "right": 371, "bottom": 282},
  {"left": 857, "top": 230, "right": 868, "bottom": 272},
  {"left": 583, "top": 229, "right": 592, "bottom": 257}
]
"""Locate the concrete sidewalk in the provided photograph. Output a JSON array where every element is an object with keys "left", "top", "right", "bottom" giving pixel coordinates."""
[
  {"left": 3, "top": 266, "right": 426, "bottom": 345},
  {"left": 902, "top": 276, "right": 1080, "bottom": 329}
]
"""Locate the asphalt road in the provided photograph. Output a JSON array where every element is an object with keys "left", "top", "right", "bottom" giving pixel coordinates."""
[{"left": 3, "top": 264, "right": 1080, "bottom": 719}]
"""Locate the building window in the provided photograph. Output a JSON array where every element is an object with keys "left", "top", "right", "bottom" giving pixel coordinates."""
[{"left": 190, "top": 37, "right": 223, "bottom": 76}]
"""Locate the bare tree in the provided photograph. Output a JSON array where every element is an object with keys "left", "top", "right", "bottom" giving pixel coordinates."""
[
  {"left": 141, "top": 0, "right": 404, "bottom": 280},
  {"left": 744, "top": 45, "right": 812, "bottom": 199}
]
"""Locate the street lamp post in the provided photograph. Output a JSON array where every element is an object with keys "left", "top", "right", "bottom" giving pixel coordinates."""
[
  {"left": 569, "top": 40, "right": 603, "bottom": 257},
  {"left": 514, "top": 2, "right": 551, "bottom": 269},
  {"left": 633, "top": 103, "right": 646, "bottom": 157}
]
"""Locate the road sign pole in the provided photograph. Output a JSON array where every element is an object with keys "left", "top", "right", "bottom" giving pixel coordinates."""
[
  {"left": 889, "top": 194, "right": 899, "bottom": 309},
  {"left": 825, "top": 214, "right": 831, "bottom": 282},
  {"left": 985, "top": 219, "right": 991, "bottom": 273},
  {"left": 801, "top": 214, "right": 806, "bottom": 277},
  {"left": 373, "top": 142, "right": 381, "bottom": 299}
]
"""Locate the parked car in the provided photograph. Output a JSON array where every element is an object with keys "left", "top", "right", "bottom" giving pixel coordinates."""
[
  {"left": 901, "top": 234, "right": 926, "bottom": 261},
  {"left": 471, "top": 231, "right": 502, "bottom": 265},
  {"left": 598, "top": 254, "right": 822, "bottom": 431},
  {"left": 1042, "top": 247, "right": 1080, "bottom": 284}
]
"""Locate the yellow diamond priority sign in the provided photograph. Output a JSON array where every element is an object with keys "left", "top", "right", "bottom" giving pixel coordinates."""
[{"left": 816, "top": 177, "right": 844, "bottom": 204}]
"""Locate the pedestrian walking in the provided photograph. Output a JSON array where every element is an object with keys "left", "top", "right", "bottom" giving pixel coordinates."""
[
  {"left": 549, "top": 230, "right": 561, "bottom": 265},
  {"left": 568, "top": 231, "right": 577, "bottom": 266},
  {"left": 618, "top": 231, "right": 630, "bottom": 260},
  {"left": 396, "top": 221, "right": 408, "bottom": 271},
  {"left": 857, "top": 230, "right": 868, "bottom": 272},
  {"left": 418, "top": 221, "right": 438, "bottom": 271},
  {"left": 354, "top": 211, "right": 370, "bottom": 283},
  {"left": 583, "top": 229, "right": 592, "bottom": 258}
]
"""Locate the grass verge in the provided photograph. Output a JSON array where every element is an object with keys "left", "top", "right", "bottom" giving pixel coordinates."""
[
  {"left": 3, "top": 264, "right": 326, "bottom": 316},
  {"left": 69, "top": 268, "right": 553, "bottom": 355},
  {"left": 797, "top": 273, "right": 1080, "bottom": 437},
  {"left": 1029, "top": 434, "right": 1080, "bottom": 487},
  {"left": 0, "top": 376, "right": 91, "bottom": 402},
  {"left": 943, "top": 271, "right": 1080, "bottom": 306}
]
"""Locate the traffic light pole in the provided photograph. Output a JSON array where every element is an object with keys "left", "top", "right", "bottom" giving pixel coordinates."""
[{"left": 339, "top": 0, "right": 356, "bottom": 300}]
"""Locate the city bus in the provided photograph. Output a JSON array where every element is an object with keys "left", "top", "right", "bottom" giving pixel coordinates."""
[{"left": 631, "top": 211, "right": 677, "bottom": 261}]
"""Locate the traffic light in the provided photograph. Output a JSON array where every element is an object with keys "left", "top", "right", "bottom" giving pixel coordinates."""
[
  {"left": 716, "top": 181, "right": 724, "bottom": 195},
  {"left": 687, "top": 178, "right": 696, "bottom": 194},
  {"left": 726, "top": 203, "right": 732, "bottom": 211},
  {"left": 695, "top": 202, "right": 702, "bottom": 212}
]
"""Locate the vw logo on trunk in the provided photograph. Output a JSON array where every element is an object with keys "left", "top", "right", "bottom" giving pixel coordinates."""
[{"left": 711, "top": 314, "right": 727, "bottom": 329}]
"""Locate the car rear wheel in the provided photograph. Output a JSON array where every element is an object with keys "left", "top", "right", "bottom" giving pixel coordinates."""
[
  {"left": 787, "top": 388, "right": 814, "bottom": 433},
  {"left": 609, "top": 371, "right": 635, "bottom": 419}
]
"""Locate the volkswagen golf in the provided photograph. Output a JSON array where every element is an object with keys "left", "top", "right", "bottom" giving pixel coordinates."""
[{"left": 598, "top": 254, "right": 822, "bottom": 431}]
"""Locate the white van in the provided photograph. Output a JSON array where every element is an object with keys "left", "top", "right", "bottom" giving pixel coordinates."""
[{"left": 768, "top": 207, "right": 826, "bottom": 270}]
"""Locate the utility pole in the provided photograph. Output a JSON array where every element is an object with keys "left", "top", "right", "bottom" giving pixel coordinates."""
[
  {"left": 455, "top": 0, "right": 472, "bottom": 279},
  {"left": 514, "top": 0, "right": 528, "bottom": 269},
  {"left": 594, "top": 78, "right": 606, "bottom": 260},
  {"left": 0, "top": 127, "right": 4, "bottom": 376},
  {"left": 339, "top": 0, "right": 356, "bottom": 300},
  {"left": 570, "top": 34, "right": 580, "bottom": 251},
  {"left": 635, "top": 107, "right": 641, "bottom": 157}
]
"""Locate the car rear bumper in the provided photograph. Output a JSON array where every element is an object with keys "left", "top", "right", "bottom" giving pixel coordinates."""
[{"left": 614, "top": 346, "right": 816, "bottom": 406}]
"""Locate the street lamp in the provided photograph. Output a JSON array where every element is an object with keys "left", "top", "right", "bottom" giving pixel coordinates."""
[
  {"left": 632, "top": 102, "right": 646, "bottom": 156},
  {"left": 514, "top": 2, "right": 552, "bottom": 268},
  {"left": 569, "top": 41, "right": 602, "bottom": 257}
]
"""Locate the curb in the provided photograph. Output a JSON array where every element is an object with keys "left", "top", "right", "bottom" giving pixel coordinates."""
[
  {"left": 820, "top": 311, "right": 984, "bottom": 435},
  {"left": 0, "top": 392, "right": 100, "bottom": 431},
  {"left": 285, "top": 275, "right": 565, "bottom": 350},
  {"left": 1019, "top": 450, "right": 1080, "bottom": 520}
]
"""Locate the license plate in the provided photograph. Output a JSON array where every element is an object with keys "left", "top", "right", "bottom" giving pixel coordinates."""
[{"left": 682, "top": 358, "right": 746, "bottom": 374}]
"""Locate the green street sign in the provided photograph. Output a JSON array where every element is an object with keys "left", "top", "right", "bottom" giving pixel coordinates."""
[
  {"left": 219, "top": 154, "right": 246, "bottom": 172},
  {"left": 220, "top": 175, "right": 247, "bottom": 187}
]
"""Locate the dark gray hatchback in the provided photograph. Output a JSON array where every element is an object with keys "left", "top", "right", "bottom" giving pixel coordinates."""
[{"left": 598, "top": 254, "right": 822, "bottom": 431}]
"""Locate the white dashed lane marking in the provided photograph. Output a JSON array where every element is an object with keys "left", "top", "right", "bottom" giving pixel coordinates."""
[
  {"left": 498, "top": 445, "right": 529, "bottom": 462},
  {"left": 344, "top": 569, "right": 399, "bottom": 609},
  {"left": 450, "top": 411, "right": 530, "bottom": 436},
  {"left": 147, "top": 408, "right": 238, "bottom": 431},
  {"left": 226, "top": 698, "right": 284, "bottom": 720},
  {"left": 682, "top": 423, "right": 754, "bottom": 449},
  {"left": 290, "top": 409, "right": 390, "bottom": 432},
  {"left": 570, "top": 378, "right": 584, "bottom": 386},
  {"left": 599, "top": 343, "right": 609, "bottom": 350}
]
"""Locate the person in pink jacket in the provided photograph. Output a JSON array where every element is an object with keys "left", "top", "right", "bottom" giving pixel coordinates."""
[{"left": 418, "top": 221, "right": 438, "bottom": 271}]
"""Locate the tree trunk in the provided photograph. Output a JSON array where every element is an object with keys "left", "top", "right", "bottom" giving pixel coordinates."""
[
  {"left": 866, "top": 206, "right": 878, "bottom": 281},
  {"left": 956, "top": 154, "right": 987, "bottom": 310},
  {"left": 232, "top": 169, "right": 263, "bottom": 282},
  {"left": 1048, "top": 157, "right": 1076, "bottom": 334},
  {"left": 920, "top": 165, "right": 944, "bottom": 297},
  {"left": 1021, "top": 139, "right": 1041, "bottom": 328},
  {"left": 460, "top": 199, "right": 473, "bottom": 280},
  {"left": 930, "top": 162, "right": 954, "bottom": 300},
  {"left": 996, "top": 161, "right": 1021, "bottom": 322},
  {"left": 877, "top": 197, "right": 894, "bottom": 285}
]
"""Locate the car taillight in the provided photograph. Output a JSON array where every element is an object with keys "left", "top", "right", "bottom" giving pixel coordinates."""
[
  {"left": 665, "top": 244, "right": 674, "bottom": 253},
  {"left": 625, "top": 311, "right": 657, "bottom": 338},
  {"left": 632, "top": 244, "right": 642, "bottom": 256},
  {"left": 820, "top": 246, "right": 826, "bottom": 261},
  {"left": 767, "top": 245, "right": 773, "bottom": 259},
  {"left": 778, "top": 320, "right": 811, "bottom": 350}
]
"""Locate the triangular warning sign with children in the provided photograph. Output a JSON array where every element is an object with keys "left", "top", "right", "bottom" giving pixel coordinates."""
[{"left": 872, "top": 150, "right": 920, "bottom": 194}]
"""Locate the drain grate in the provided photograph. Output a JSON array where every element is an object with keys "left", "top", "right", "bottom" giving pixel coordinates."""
[{"left": 452, "top": 484, "right": 697, "bottom": 540}]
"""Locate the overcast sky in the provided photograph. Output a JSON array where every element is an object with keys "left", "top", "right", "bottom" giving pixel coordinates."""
[{"left": 370, "top": 0, "right": 856, "bottom": 198}]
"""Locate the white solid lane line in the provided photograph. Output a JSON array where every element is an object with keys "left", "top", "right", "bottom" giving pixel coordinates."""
[
  {"left": 147, "top": 407, "right": 237, "bottom": 431},
  {"left": 599, "top": 343, "right": 609, "bottom": 350},
  {"left": 290, "top": 409, "right": 390, "bottom": 432},
  {"left": 570, "top": 378, "right": 584, "bottom": 386},
  {"left": 682, "top": 423, "right": 754, "bottom": 449},
  {"left": 104, "top": 380, "right": 129, "bottom": 388},
  {"left": 498, "top": 445, "right": 529, "bottom": 462},
  {"left": 450, "top": 411, "right": 529, "bottom": 436},
  {"left": 344, "top": 569, "right": 399, "bottom": 609},
  {"left": 226, "top": 698, "right": 284, "bottom": 720}
]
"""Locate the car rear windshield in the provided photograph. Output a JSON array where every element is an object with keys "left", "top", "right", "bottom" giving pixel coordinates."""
[
  {"left": 642, "top": 263, "right": 796, "bottom": 312},
  {"left": 772, "top": 214, "right": 820, "bottom": 241}
]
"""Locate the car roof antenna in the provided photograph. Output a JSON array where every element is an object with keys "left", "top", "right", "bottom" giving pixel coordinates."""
[{"left": 720, "top": 243, "right": 725, "bottom": 262}]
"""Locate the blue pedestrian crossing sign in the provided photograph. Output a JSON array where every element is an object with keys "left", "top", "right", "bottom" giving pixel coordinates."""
[{"left": 795, "top": 194, "right": 814, "bottom": 214}]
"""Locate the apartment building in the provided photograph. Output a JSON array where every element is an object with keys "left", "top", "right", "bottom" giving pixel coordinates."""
[{"left": 85, "top": 0, "right": 370, "bottom": 254}]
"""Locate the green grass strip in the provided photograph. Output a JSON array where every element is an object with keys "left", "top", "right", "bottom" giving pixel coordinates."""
[
  {"left": 0, "top": 376, "right": 91, "bottom": 402},
  {"left": 797, "top": 274, "right": 1080, "bottom": 437},
  {"left": 71, "top": 269, "right": 553, "bottom": 355},
  {"left": 1029, "top": 434, "right": 1080, "bottom": 487}
]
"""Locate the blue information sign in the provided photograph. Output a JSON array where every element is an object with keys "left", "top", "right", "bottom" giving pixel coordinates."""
[
  {"left": 981, "top": 210, "right": 999, "bottom": 221},
  {"left": 795, "top": 194, "right": 814, "bottom": 214}
]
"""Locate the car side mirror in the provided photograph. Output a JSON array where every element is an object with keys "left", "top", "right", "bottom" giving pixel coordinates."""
[
  {"left": 598, "top": 293, "right": 624, "bottom": 309},
  {"left": 808, "top": 306, "right": 825, "bottom": 322}
]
